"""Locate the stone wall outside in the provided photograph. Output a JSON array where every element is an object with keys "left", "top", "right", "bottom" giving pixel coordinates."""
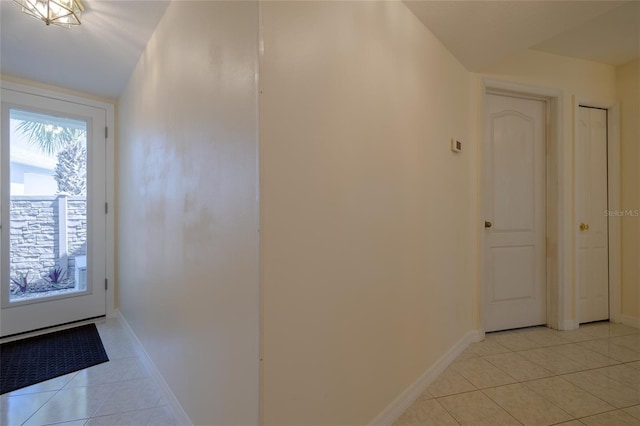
[{"left": 9, "top": 195, "right": 86, "bottom": 284}]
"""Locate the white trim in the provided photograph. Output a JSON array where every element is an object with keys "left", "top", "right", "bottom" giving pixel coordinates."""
[
  {"left": 1, "top": 79, "right": 116, "bottom": 320},
  {"left": 482, "top": 79, "right": 563, "bottom": 100},
  {"left": 104, "top": 101, "right": 116, "bottom": 320},
  {"left": 618, "top": 314, "right": 640, "bottom": 329},
  {"left": 480, "top": 79, "right": 564, "bottom": 331},
  {"left": 562, "top": 320, "right": 579, "bottom": 331},
  {"left": 0, "top": 80, "right": 113, "bottom": 110},
  {"left": 0, "top": 316, "right": 106, "bottom": 344},
  {"left": 548, "top": 95, "right": 564, "bottom": 330},
  {"left": 117, "top": 310, "right": 193, "bottom": 426},
  {"left": 572, "top": 98, "right": 621, "bottom": 325},
  {"left": 370, "top": 330, "right": 482, "bottom": 426},
  {"left": 607, "top": 104, "right": 621, "bottom": 323}
]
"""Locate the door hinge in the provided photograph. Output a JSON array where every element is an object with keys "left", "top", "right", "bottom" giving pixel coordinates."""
[
  {"left": 105, "top": 202, "right": 108, "bottom": 214},
  {"left": 105, "top": 126, "right": 108, "bottom": 138},
  {"left": 105, "top": 278, "right": 108, "bottom": 290}
]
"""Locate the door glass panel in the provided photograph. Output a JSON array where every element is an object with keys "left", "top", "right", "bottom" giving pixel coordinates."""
[{"left": 8, "top": 109, "right": 88, "bottom": 303}]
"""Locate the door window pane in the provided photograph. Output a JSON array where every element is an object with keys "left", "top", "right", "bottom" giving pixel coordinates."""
[{"left": 9, "top": 109, "right": 88, "bottom": 302}]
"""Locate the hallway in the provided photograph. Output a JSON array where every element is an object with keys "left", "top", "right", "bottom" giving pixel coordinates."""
[{"left": 395, "top": 322, "right": 640, "bottom": 425}]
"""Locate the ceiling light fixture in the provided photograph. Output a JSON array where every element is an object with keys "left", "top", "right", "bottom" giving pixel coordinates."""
[{"left": 13, "top": 0, "right": 84, "bottom": 28}]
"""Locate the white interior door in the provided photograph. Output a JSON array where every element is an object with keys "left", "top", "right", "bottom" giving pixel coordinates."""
[
  {"left": 0, "top": 88, "right": 107, "bottom": 337},
  {"left": 483, "top": 94, "right": 546, "bottom": 332},
  {"left": 576, "top": 106, "right": 609, "bottom": 324}
]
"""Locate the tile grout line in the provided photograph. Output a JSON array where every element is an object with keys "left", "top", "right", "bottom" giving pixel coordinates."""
[
  {"left": 85, "top": 405, "right": 157, "bottom": 424},
  {"left": 482, "top": 347, "right": 633, "bottom": 415},
  {"left": 429, "top": 398, "right": 462, "bottom": 426},
  {"left": 399, "top": 324, "right": 638, "bottom": 425},
  {"left": 434, "top": 332, "right": 638, "bottom": 422},
  {"left": 15, "top": 370, "right": 82, "bottom": 426},
  {"left": 478, "top": 386, "right": 553, "bottom": 426}
]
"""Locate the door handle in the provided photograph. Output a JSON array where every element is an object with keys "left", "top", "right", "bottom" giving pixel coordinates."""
[
  {"left": 485, "top": 221, "right": 492, "bottom": 228},
  {"left": 580, "top": 223, "right": 589, "bottom": 231}
]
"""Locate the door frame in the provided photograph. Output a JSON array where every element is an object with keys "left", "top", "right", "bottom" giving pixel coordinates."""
[
  {"left": 479, "top": 79, "right": 622, "bottom": 332},
  {"left": 573, "top": 97, "right": 622, "bottom": 326},
  {"left": 0, "top": 79, "right": 116, "bottom": 321},
  {"left": 480, "top": 79, "right": 564, "bottom": 331}
]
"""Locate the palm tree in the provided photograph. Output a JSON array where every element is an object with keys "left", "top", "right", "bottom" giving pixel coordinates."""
[
  {"left": 16, "top": 120, "right": 85, "bottom": 155},
  {"left": 16, "top": 119, "right": 87, "bottom": 195},
  {"left": 54, "top": 140, "right": 87, "bottom": 196}
]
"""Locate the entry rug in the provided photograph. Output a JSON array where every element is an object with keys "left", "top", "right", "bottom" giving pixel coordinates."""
[{"left": 0, "top": 323, "right": 109, "bottom": 394}]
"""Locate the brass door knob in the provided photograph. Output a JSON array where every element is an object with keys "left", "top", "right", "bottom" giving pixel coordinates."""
[
  {"left": 485, "top": 221, "right": 492, "bottom": 228},
  {"left": 580, "top": 223, "right": 589, "bottom": 231}
]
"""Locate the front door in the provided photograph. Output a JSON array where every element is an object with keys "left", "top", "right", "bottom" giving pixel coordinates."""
[
  {"left": 1, "top": 88, "right": 107, "bottom": 337},
  {"left": 482, "top": 93, "right": 546, "bottom": 332},
  {"left": 576, "top": 106, "right": 609, "bottom": 323}
]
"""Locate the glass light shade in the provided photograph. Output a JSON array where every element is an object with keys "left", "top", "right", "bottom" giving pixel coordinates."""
[{"left": 13, "top": 0, "right": 84, "bottom": 28}]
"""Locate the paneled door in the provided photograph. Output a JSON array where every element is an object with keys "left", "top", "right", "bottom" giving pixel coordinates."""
[
  {"left": 0, "top": 88, "right": 107, "bottom": 337},
  {"left": 576, "top": 106, "right": 609, "bottom": 323},
  {"left": 483, "top": 93, "right": 546, "bottom": 332}
]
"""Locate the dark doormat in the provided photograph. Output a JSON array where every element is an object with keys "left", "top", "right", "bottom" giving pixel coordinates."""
[{"left": 1, "top": 323, "right": 109, "bottom": 395}]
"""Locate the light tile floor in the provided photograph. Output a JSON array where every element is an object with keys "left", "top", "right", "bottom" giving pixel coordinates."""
[
  {"left": 395, "top": 321, "right": 640, "bottom": 426},
  {"left": 1, "top": 318, "right": 179, "bottom": 426},
  {"left": 4, "top": 320, "right": 638, "bottom": 426}
]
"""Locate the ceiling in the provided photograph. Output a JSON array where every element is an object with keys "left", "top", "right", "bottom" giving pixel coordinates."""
[
  {"left": 0, "top": 0, "right": 169, "bottom": 99},
  {"left": 404, "top": 0, "right": 639, "bottom": 72},
  {"left": 1, "top": 1, "right": 638, "bottom": 99}
]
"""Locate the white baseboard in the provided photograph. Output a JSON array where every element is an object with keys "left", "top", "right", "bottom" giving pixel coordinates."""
[
  {"left": 619, "top": 314, "right": 640, "bottom": 329},
  {"left": 116, "top": 310, "right": 192, "bottom": 426},
  {"left": 370, "top": 329, "right": 482, "bottom": 426},
  {"left": 561, "top": 320, "right": 578, "bottom": 331}
]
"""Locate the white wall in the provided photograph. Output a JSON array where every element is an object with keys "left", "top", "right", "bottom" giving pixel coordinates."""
[
  {"left": 259, "top": 2, "right": 476, "bottom": 424},
  {"left": 616, "top": 59, "right": 640, "bottom": 322},
  {"left": 114, "top": 3, "right": 632, "bottom": 424},
  {"left": 116, "top": 2, "right": 259, "bottom": 425},
  {"left": 479, "top": 50, "right": 617, "bottom": 326}
]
